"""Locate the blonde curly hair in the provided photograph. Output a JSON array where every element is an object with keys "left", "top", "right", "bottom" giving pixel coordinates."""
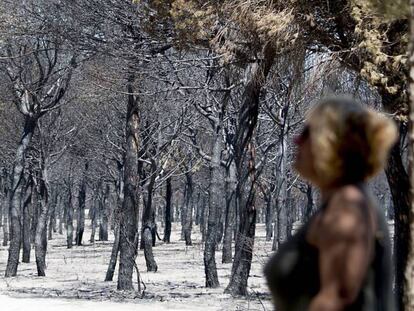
[{"left": 306, "top": 97, "right": 397, "bottom": 187}]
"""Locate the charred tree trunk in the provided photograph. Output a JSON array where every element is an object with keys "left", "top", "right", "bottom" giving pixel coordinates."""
[
  {"left": 0, "top": 170, "right": 4, "bottom": 230},
  {"left": 22, "top": 176, "right": 33, "bottom": 263},
  {"left": 105, "top": 226, "right": 120, "bottom": 281},
  {"left": 216, "top": 209, "right": 225, "bottom": 246},
  {"left": 163, "top": 177, "right": 172, "bottom": 243},
  {"left": 276, "top": 115, "right": 289, "bottom": 249},
  {"left": 66, "top": 184, "right": 74, "bottom": 249},
  {"left": 105, "top": 162, "right": 124, "bottom": 281},
  {"left": 75, "top": 163, "right": 88, "bottom": 246},
  {"left": 52, "top": 194, "right": 57, "bottom": 233},
  {"left": 385, "top": 137, "right": 410, "bottom": 310},
  {"left": 225, "top": 43, "right": 275, "bottom": 296},
  {"left": 195, "top": 192, "right": 201, "bottom": 226},
  {"left": 264, "top": 183, "right": 275, "bottom": 242},
  {"left": 142, "top": 226, "right": 157, "bottom": 272},
  {"left": 92, "top": 182, "right": 102, "bottom": 242},
  {"left": 5, "top": 117, "right": 36, "bottom": 277},
  {"left": 31, "top": 189, "right": 39, "bottom": 244},
  {"left": 223, "top": 160, "right": 236, "bottom": 263},
  {"left": 304, "top": 183, "right": 314, "bottom": 221},
  {"left": 204, "top": 123, "right": 223, "bottom": 288},
  {"left": 35, "top": 168, "right": 50, "bottom": 277},
  {"left": 34, "top": 201, "right": 48, "bottom": 276},
  {"left": 180, "top": 185, "right": 186, "bottom": 240},
  {"left": 174, "top": 197, "right": 179, "bottom": 227},
  {"left": 286, "top": 187, "right": 294, "bottom": 238},
  {"left": 225, "top": 141, "right": 258, "bottom": 296},
  {"left": 2, "top": 192, "right": 8, "bottom": 246},
  {"left": 374, "top": 84, "right": 411, "bottom": 311},
  {"left": 2, "top": 171, "right": 10, "bottom": 247},
  {"left": 58, "top": 195, "right": 63, "bottom": 235},
  {"left": 183, "top": 172, "right": 193, "bottom": 246},
  {"left": 89, "top": 197, "right": 98, "bottom": 243},
  {"left": 99, "top": 184, "right": 109, "bottom": 241},
  {"left": 117, "top": 75, "right": 140, "bottom": 290},
  {"left": 48, "top": 190, "right": 58, "bottom": 241},
  {"left": 200, "top": 194, "right": 207, "bottom": 242},
  {"left": 141, "top": 160, "right": 158, "bottom": 272},
  {"left": 48, "top": 200, "right": 55, "bottom": 241},
  {"left": 265, "top": 197, "right": 273, "bottom": 241},
  {"left": 272, "top": 203, "right": 279, "bottom": 251}
]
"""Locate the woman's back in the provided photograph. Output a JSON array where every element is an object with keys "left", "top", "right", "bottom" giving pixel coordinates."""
[{"left": 264, "top": 185, "right": 395, "bottom": 311}]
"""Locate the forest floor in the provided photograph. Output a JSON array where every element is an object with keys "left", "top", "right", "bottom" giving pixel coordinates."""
[{"left": 0, "top": 222, "right": 274, "bottom": 310}]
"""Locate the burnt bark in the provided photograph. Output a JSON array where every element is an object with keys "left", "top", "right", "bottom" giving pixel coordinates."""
[
  {"left": 216, "top": 210, "right": 225, "bottom": 246},
  {"left": 105, "top": 226, "right": 120, "bottom": 282},
  {"left": 175, "top": 196, "right": 180, "bottom": 227},
  {"left": 105, "top": 162, "right": 124, "bottom": 281},
  {"left": 223, "top": 161, "right": 236, "bottom": 263},
  {"left": 5, "top": 117, "right": 36, "bottom": 277},
  {"left": 265, "top": 195, "right": 273, "bottom": 241},
  {"left": 379, "top": 91, "right": 410, "bottom": 311},
  {"left": 163, "top": 177, "right": 172, "bottom": 243},
  {"left": 0, "top": 170, "right": 4, "bottom": 230},
  {"left": 35, "top": 170, "right": 50, "bottom": 277},
  {"left": 99, "top": 184, "right": 109, "bottom": 241},
  {"left": 200, "top": 194, "right": 207, "bottom": 242},
  {"left": 31, "top": 189, "right": 39, "bottom": 244},
  {"left": 304, "top": 183, "right": 314, "bottom": 221},
  {"left": 2, "top": 193, "right": 8, "bottom": 247},
  {"left": 22, "top": 176, "right": 33, "bottom": 263},
  {"left": 48, "top": 201, "right": 55, "bottom": 241},
  {"left": 180, "top": 185, "right": 186, "bottom": 240},
  {"left": 117, "top": 75, "right": 140, "bottom": 290},
  {"left": 286, "top": 187, "right": 294, "bottom": 238},
  {"left": 204, "top": 123, "right": 223, "bottom": 288},
  {"left": 276, "top": 112, "right": 289, "bottom": 249},
  {"left": 225, "top": 142, "right": 258, "bottom": 296},
  {"left": 143, "top": 227, "right": 157, "bottom": 272},
  {"left": 264, "top": 182, "right": 276, "bottom": 242},
  {"left": 272, "top": 204, "right": 279, "bottom": 251},
  {"left": 225, "top": 43, "right": 275, "bottom": 296},
  {"left": 2, "top": 171, "right": 9, "bottom": 247},
  {"left": 89, "top": 197, "right": 98, "bottom": 243},
  {"left": 48, "top": 190, "right": 58, "bottom": 240},
  {"left": 58, "top": 195, "right": 63, "bottom": 235},
  {"left": 183, "top": 172, "right": 193, "bottom": 246},
  {"left": 265, "top": 197, "right": 273, "bottom": 241},
  {"left": 75, "top": 163, "right": 88, "bottom": 246},
  {"left": 141, "top": 159, "right": 158, "bottom": 272},
  {"left": 385, "top": 137, "right": 410, "bottom": 309},
  {"left": 195, "top": 192, "right": 201, "bottom": 226},
  {"left": 65, "top": 183, "right": 74, "bottom": 249}
]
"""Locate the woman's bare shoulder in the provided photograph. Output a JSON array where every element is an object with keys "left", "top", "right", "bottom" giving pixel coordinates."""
[{"left": 321, "top": 186, "right": 370, "bottom": 241}]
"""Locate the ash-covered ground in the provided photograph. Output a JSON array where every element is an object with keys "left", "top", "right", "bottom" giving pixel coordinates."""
[{"left": 0, "top": 222, "right": 273, "bottom": 310}]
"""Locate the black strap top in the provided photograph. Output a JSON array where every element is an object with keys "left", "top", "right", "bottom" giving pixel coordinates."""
[{"left": 264, "top": 185, "right": 395, "bottom": 311}]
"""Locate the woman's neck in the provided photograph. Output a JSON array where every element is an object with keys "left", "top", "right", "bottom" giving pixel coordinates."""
[{"left": 319, "top": 181, "right": 366, "bottom": 204}]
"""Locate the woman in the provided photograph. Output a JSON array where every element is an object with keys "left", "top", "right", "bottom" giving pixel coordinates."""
[{"left": 264, "top": 97, "right": 397, "bottom": 311}]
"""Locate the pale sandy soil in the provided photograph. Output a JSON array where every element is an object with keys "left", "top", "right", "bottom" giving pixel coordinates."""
[{"left": 0, "top": 222, "right": 274, "bottom": 310}]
